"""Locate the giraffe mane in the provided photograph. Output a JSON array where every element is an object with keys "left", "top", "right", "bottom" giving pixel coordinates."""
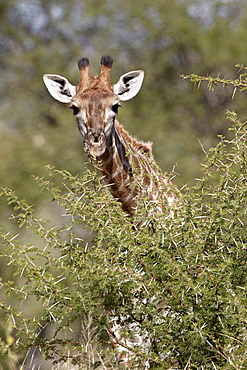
[{"left": 115, "top": 121, "right": 153, "bottom": 156}]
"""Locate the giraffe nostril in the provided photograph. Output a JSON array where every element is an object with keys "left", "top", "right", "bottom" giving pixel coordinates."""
[{"left": 88, "top": 131, "right": 103, "bottom": 144}]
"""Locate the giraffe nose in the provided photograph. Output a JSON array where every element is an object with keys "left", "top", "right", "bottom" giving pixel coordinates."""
[
  {"left": 86, "top": 129, "right": 106, "bottom": 157},
  {"left": 88, "top": 129, "right": 104, "bottom": 144},
  {"left": 93, "top": 134, "right": 100, "bottom": 143}
]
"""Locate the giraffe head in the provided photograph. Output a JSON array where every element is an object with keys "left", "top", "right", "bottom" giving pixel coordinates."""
[{"left": 43, "top": 56, "right": 144, "bottom": 157}]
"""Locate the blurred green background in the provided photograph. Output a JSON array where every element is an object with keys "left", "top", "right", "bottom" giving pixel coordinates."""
[
  {"left": 1, "top": 0, "right": 247, "bottom": 366},
  {"left": 1, "top": 0, "right": 247, "bottom": 315}
]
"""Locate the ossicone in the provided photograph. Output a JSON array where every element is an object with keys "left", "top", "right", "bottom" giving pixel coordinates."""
[
  {"left": 78, "top": 57, "right": 90, "bottom": 70},
  {"left": 101, "top": 55, "right": 113, "bottom": 69},
  {"left": 78, "top": 57, "right": 91, "bottom": 90},
  {"left": 77, "top": 55, "right": 114, "bottom": 91}
]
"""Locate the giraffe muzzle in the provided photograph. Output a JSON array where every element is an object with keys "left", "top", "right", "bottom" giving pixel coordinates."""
[{"left": 85, "top": 130, "right": 106, "bottom": 157}]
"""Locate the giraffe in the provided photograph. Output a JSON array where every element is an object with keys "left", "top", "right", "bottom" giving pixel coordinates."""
[
  {"left": 43, "top": 55, "right": 177, "bottom": 217},
  {"left": 43, "top": 56, "right": 179, "bottom": 368}
]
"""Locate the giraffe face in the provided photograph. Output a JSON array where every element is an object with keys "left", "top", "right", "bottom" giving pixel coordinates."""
[
  {"left": 70, "top": 91, "right": 121, "bottom": 157},
  {"left": 43, "top": 55, "right": 144, "bottom": 157}
]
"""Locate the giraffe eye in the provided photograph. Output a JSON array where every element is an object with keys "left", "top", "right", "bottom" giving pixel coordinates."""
[
  {"left": 70, "top": 105, "right": 80, "bottom": 116},
  {"left": 112, "top": 104, "right": 120, "bottom": 114}
]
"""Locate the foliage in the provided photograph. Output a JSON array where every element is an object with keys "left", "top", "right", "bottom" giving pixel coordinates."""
[
  {"left": 0, "top": 73, "right": 246, "bottom": 368},
  {"left": 182, "top": 64, "right": 247, "bottom": 96}
]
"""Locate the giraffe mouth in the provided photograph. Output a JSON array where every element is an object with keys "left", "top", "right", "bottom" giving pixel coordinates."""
[{"left": 84, "top": 131, "right": 106, "bottom": 157}]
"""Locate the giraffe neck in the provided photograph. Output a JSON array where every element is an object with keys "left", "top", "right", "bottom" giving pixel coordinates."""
[
  {"left": 97, "top": 121, "right": 172, "bottom": 215},
  {"left": 98, "top": 122, "right": 137, "bottom": 215}
]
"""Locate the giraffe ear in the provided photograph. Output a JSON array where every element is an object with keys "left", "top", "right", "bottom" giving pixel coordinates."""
[
  {"left": 113, "top": 70, "right": 144, "bottom": 101},
  {"left": 43, "top": 74, "right": 76, "bottom": 103}
]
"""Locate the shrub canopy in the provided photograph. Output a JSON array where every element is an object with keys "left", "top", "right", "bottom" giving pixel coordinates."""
[{"left": 0, "top": 72, "right": 246, "bottom": 368}]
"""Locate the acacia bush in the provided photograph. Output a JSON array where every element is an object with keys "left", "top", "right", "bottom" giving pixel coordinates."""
[{"left": 0, "top": 76, "right": 246, "bottom": 369}]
